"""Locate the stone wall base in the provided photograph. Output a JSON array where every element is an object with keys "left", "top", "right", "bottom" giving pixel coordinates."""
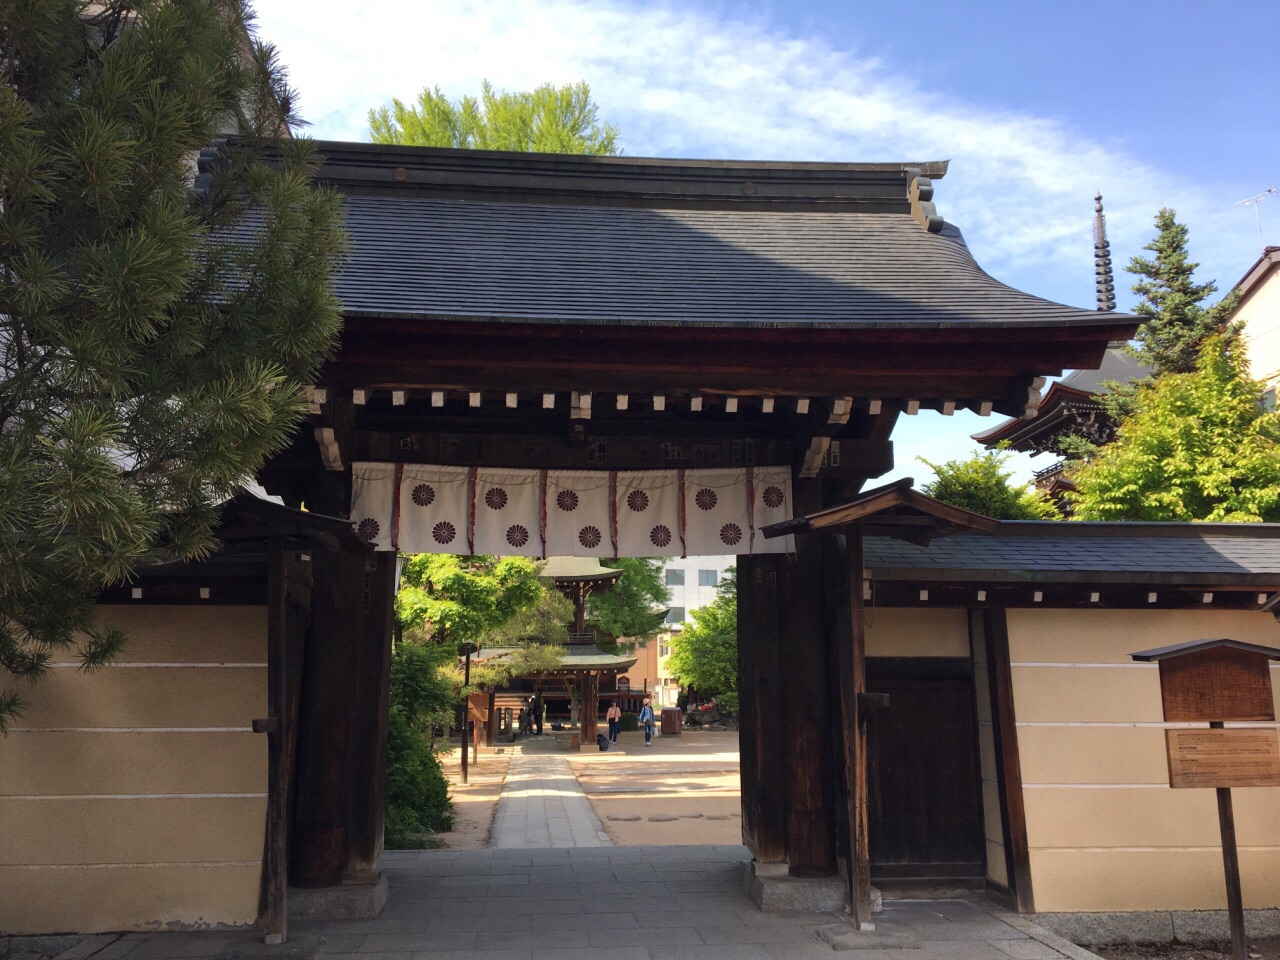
[
  {"left": 1033, "top": 909, "right": 1280, "bottom": 946},
  {"left": 742, "top": 862, "right": 847, "bottom": 913},
  {"left": 287, "top": 875, "right": 388, "bottom": 921}
]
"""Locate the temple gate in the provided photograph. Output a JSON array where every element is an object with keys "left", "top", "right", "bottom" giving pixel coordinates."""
[{"left": 253, "top": 140, "right": 1136, "bottom": 927}]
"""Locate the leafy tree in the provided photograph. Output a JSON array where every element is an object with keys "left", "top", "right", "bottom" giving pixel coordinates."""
[
  {"left": 397, "top": 555, "right": 545, "bottom": 648},
  {"left": 1068, "top": 337, "right": 1280, "bottom": 521},
  {"left": 666, "top": 569, "right": 737, "bottom": 714},
  {"left": 369, "top": 80, "right": 620, "bottom": 155},
  {"left": 1126, "top": 209, "right": 1239, "bottom": 375},
  {"left": 587, "top": 558, "right": 670, "bottom": 644},
  {"left": 0, "top": 0, "right": 344, "bottom": 729},
  {"left": 919, "top": 451, "right": 1058, "bottom": 520}
]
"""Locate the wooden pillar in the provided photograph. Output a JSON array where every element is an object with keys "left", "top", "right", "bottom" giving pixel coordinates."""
[
  {"left": 981, "top": 608, "right": 1035, "bottom": 913},
  {"left": 291, "top": 548, "right": 395, "bottom": 887},
  {"left": 261, "top": 538, "right": 289, "bottom": 943},
  {"left": 582, "top": 672, "right": 599, "bottom": 744},
  {"left": 737, "top": 554, "right": 787, "bottom": 863},
  {"left": 343, "top": 551, "right": 396, "bottom": 879},
  {"left": 782, "top": 477, "right": 836, "bottom": 878},
  {"left": 833, "top": 532, "right": 871, "bottom": 924}
]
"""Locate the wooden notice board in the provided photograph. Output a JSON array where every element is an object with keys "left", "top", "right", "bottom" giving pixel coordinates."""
[
  {"left": 1158, "top": 648, "right": 1276, "bottom": 722},
  {"left": 466, "top": 693, "right": 489, "bottom": 723},
  {"left": 1166, "top": 728, "right": 1280, "bottom": 789}
]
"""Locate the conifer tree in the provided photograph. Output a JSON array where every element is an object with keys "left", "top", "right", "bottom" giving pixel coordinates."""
[
  {"left": 1126, "top": 208, "right": 1238, "bottom": 375},
  {"left": 0, "top": 0, "right": 346, "bottom": 728},
  {"left": 368, "top": 80, "right": 620, "bottom": 155}
]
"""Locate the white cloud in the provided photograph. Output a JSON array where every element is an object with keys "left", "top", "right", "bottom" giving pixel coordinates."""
[{"left": 257, "top": 0, "right": 1266, "bottom": 314}]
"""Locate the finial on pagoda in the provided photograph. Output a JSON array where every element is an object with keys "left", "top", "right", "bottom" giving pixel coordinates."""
[{"left": 1093, "top": 192, "right": 1116, "bottom": 312}]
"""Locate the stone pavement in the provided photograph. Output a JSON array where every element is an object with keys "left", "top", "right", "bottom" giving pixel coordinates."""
[
  {"left": 35, "top": 846, "right": 1102, "bottom": 960},
  {"left": 489, "top": 754, "right": 612, "bottom": 848}
]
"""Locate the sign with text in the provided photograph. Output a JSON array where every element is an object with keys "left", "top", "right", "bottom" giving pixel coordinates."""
[
  {"left": 1165, "top": 728, "right": 1280, "bottom": 789},
  {"left": 1157, "top": 648, "right": 1275, "bottom": 723},
  {"left": 466, "top": 693, "right": 490, "bottom": 723}
]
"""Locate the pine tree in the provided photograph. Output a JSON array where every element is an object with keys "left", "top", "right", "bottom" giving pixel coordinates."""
[
  {"left": 0, "top": 0, "right": 346, "bottom": 728},
  {"left": 1126, "top": 208, "right": 1239, "bottom": 375},
  {"left": 368, "top": 80, "right": 620, "bottom": 155},
  {"left": 1068, "top": 338, "right": 1280, "bottom": 522}
]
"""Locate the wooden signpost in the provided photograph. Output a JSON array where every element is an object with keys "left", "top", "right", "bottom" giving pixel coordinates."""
[{"left": 1133, "top": 639, "right": 1280, "bottom": 960}]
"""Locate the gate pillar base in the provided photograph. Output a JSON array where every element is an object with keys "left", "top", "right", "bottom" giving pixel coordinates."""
[
  {"left": 743, "top": 861, "right": 847, "bottom": 913},
  {"left": 287, "top": 873, "right": 388, "bottom": 921}
]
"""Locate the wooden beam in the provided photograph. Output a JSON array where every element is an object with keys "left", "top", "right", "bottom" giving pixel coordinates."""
[{"left": 313, "top": 427, "right": 342, "bottom": 471}]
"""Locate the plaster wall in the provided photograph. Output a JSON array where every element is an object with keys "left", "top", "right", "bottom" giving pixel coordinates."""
[
  {"left": 0, "top": 605, "right": 267, "bottom": 934},
  {"left": 1005, "top": 608, "right": 1280, "bottom": 913},
  {"left": 864, "top": 607, "right": 969, "bottom": 657},
  {"left": 1237, "top": 265, "right": 1280, "bottom": 388}
]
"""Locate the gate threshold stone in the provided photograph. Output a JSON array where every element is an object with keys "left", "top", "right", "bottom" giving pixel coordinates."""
[
  {"left": 817, "top": 922, "right": 922, "bottom": 951},
  {"left": 287, "top": 874, "right": 388, "bottom": 920}
]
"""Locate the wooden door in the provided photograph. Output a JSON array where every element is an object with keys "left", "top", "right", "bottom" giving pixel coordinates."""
[{"left": 865, "top": 663, "right": 985, "bottom": 879}]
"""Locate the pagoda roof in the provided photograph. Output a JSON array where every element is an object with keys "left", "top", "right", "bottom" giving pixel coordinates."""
[
  {"left": 972, "top": 346, "right": 1151, "bottom": 450},
  {"left": 475, "top": 645, "right": 636, "bottom": 674},
  {"left": 297, "top": 141, "right": 1138, "bottom": 335},
  {"left": 537, "top": 556, "right": 623, "bottom": 583}
]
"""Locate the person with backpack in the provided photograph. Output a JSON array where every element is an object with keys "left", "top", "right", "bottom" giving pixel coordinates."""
[{"left": 638, "top": 698, "right": 656, "bottom": 747}]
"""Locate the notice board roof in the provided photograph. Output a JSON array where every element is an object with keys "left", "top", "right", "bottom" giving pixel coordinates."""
[{"left": 1131, "top": 638, "right": 1280, "bottom": 662}]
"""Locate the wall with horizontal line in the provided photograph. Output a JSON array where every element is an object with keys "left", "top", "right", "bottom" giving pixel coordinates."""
[
  {"left": 0, "top": 605, "right": 267, "bottom": 934},
  {"left": 1006, "top": 608, "right": 1280, "bottom": 912}
]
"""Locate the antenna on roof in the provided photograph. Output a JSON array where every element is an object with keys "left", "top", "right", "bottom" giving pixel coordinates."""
[
  {"left": 1093, "top": 193, "right": 1116, "bottom": 312},
  {"left": 1234, "top": 186, "right": 1277, "bottom": 252}
]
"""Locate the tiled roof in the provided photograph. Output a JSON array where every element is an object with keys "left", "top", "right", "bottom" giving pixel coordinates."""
[
  {"left": 333, "top": 196, "right": 1130, "bottom": 329},
  {"left": 865, "top": 525, "right": 1280, "bottom": 584}
]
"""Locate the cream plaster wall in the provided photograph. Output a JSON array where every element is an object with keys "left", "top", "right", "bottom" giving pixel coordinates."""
[
  {"left": 0, "top": 605, "right": 267, "bottom": 934},
  {"left": 865, "top": 607, "right": 969, "bottom": 657},
  {"left": 1237, "top": 264, "right": 1280, "bottom": 388},
  {"left": 1006, "top": 608, "right": 1280, "bottom": 913}
]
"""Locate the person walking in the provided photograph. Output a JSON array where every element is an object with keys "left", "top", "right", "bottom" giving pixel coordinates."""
[
  {"left": 532, "top": 693, "right": 543, "bottom": 735},
  {"left": 606, "top": 700, "right": 622, "bottom": 743},
  {"left": 638, "top": 698, "right": 656, "bottom": 747}
]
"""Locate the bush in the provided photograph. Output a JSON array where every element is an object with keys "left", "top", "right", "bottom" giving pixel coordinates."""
[
  {"left": 385, "top": 707, "right": 453, "bottom": 848},
  {"left": 716, "top": 692, "right": 738, "bottom": 717},
  {"left": 620, "top": 712, "right": 640, "bottom": 732}
]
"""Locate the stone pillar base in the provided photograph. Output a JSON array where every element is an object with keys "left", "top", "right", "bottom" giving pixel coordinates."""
[
  {"left": 742, "top": 861, "right": 847, "bottom": 913},
  {"left": 288, "top": 874, "right": 388, "bottom": 921}
]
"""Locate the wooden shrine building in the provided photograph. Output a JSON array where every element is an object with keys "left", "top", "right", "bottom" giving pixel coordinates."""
[{"left": 247, "top": 141, "right": 1139, "bottom": 928}]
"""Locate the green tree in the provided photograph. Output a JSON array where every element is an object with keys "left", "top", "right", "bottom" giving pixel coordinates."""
[
  {"left": 666, "top": 569, "right": 737, "bottom": 714},
  {"left": 1068, "top": 337, "right": 1280, "bottom": 521},
  {"left": 368, "top": 80, "right": 620, "bottom": 155},
  {"left": 397, "top": 554, "right": 545, "bottom": 647},
  {"left": 587, "top": 558, "right": 670, "bottom": 644},
  {"left": 1126, "top": 208, "right": 1239, "bottom": 375},
  {"left": 919, "top": 451, "right": 1058, "bottom": 520},
  {"left": 0, "top": 0, "right": 345, "bottom": 729}
]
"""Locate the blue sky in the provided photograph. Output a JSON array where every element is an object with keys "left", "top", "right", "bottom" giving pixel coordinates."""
[{"left": 256, "top": 0, "right": 1279, "bottom": 485}]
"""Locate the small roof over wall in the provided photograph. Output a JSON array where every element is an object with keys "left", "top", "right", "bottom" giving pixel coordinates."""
[
  {"left": 761, "top": 477, "right": 999, "bottom": 545},
  {"left": 864, "top": 521, "right": 1280, "bottom": 586},
  {"left": 1131, "top": 638, "right": 1280, "bottom": 661}
]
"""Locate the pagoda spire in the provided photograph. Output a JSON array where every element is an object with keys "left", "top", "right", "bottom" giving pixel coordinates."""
[{"left": 1093, "top": 193, "right": 1116, "bottom": 312}]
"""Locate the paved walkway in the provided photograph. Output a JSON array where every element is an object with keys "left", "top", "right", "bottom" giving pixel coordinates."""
[
  {"left": 39, "top": 847, "right": 1101, "bottom": 960},
  {"left": 489, "top": 754, "right": 613, "bottom": 849}
]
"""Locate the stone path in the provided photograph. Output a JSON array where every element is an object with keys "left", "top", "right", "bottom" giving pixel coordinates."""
[
  {"left": 37, "top": 846, "right": 1102, "bottom": 960},
  {"left": 489, "top": 754, "right": 613, "bottom": 848}
]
